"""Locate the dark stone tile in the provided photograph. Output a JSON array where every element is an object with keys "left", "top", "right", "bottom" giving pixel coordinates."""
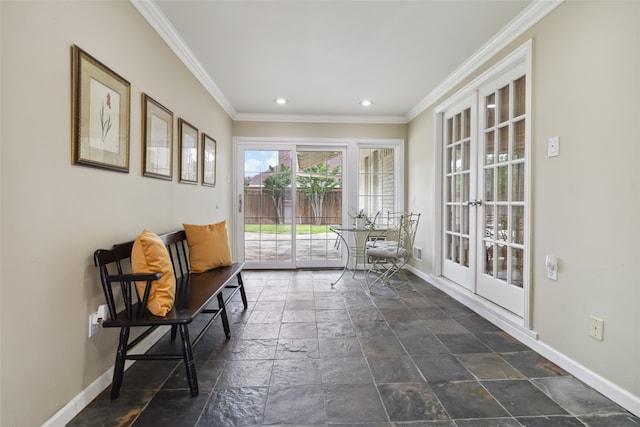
[
  {"left": 239, "top": 323, "right": 281, "bottom": 339},
  {"left": 317, "top": 320, "right": 357, "bottom": 338},
  {"left": 532, "top": 376, "right": 625, "bottom": 414},
  {"left": 247, "top": 309, "right": 283, "bottom": 324},
  {"left": 328, "top": 423, "right": 392, "bottom": 427},
  {"left": 199, "top": 387, "right": 267, "bottom": 426},
  {"left": 377, "top": 382, "right": 449, "bottom": 422},
  {"left": 500, "top": 351, "right": 569, "bottom": 378},
  {"left": 455, "top": 419, "right": 521, "bottom": 427},
  {"left": 454, "top": 314, "right": 501, "bottom": 334},
  {"left": 271, "top": 358, "right": 322, "bottom": 386},
  {"left": 263, "top": 385, "right": 326, "bottom": 424},
  {"left": 318, "top": 337, "right": 363, "bottom": 358},
  {"left": 379, "top": 308, "right": 419, "bottom": 322},
  {"left": 275, "top": 338, "right": 320, "bottom": 359},
  {"left": 367, "top": 356, "right": 424, "bottom": 383},
  {"left": 398, "top": 333, "right": 450, "bottom": 355},
  {"left": 430, "top": 381, "right": 508, "bottom": 419},
  {"left": 482, "top": 380, "right": 568, "bottom": 417},
  {"left": 412, "top": 354, "right": 474, "bottom": 382},
  {"left": 67, "top": 389, "right": 156, "bottom": 427},
  {"left": 388, "top": 422, "right": 455, "bottom": 427},
  {"left": 325, "top": 384, "right": 388, "bottom": 423},
  {"left": 400, "top": 296, "right": 437, "bottom": 309},
  {"left": 228, "top": 339, "right": 278, "bottom": 360},
  {"left": 314, "top": 297, "right": 346, "bottom": 310},
  {"left": 424, "top": 319, "right": 469, "bottom": 334},
  {"left": 287, "top": 291, "right": 315, "bottom": 301},
  {"left": 131, "top": 390, "right": 209, "bottom": 427},
  {"left": 578, "top": 413, "right": 640, "bottom": 426},
  {"left": 475, "top": 331, "right": 529, "bottom": 352},
  {"left": 436, "top": 333, "right": 492, "bottom": 354},
  {"left": 252, "top": 300, "right": 285, "bottom": 311},
  {"left": 359, "top": 336, "right": 407, "bottom": 357},
  {"left": 119, "top": 360, "right": 179, "bottom": 391},
  {"left": 279, "top": 322, "right": 318, "bottom": 339},
  {"left": 282, "top": 309, "right": 317, "bottom": 323},
  {"left": 516, "top": 415, "right": 586, "bottom": 427},
  {"left": 284, "top": 299, "right": 315, "bottom": 310},
  {"left": 163, "top": 360, "right": 224, "bottom": 391},
  {"left": 409, "top": 307, "right": 450, "bottom": 320},
  {"left": 352, "top": 319, "right": 395, "bottom": 337},
  {"left": 320, "top": 357, "right": 373, "bottom": 385},
  {"left": 217, "top": 360, "right": 273, "bottom": 387},
  {"left": 349, "top": 306, "right": 385, "bottom": 322},
  {"left": 456, "top": 353, "right": 525, "bottom": 380},
  {"left": 386, "top": 319, "right": 431, "bottom": 336},
  {"left": 315, "top": 308, "right": 350, "bottom": 322}
]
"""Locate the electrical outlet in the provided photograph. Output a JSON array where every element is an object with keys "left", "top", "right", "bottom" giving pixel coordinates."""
[
  {"left": 590, "top": 316, "right": 604, "bottom": 341},
  {"left": 88, "top": 312, "right": 100, "bottom": 337}
]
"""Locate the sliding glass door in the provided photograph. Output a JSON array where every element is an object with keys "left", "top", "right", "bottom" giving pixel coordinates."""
[{"left": 235, "top": 139, "right": 404, "bottom": 270}]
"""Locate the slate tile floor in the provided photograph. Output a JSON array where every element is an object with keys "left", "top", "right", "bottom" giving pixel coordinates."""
[{"left": 69, "top": 270, "right": 640, "bottom": 427}]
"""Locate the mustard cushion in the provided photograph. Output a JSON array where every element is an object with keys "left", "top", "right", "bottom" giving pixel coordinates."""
[
  {"left": 131, "top": 229, "right": 176, "bottom": 316},
  {"left": 183, "top": 221, "right": 233, "bottom": 273}
]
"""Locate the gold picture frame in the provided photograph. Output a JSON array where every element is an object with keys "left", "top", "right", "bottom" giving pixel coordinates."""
[
  {"left": 202, "top": 133, "right": 216, "bottom": 187},
  {"left": 142, "top": 94, "right": 173, "bottom": 180},
  {"left": 178, "top": 118, "right": 198, "bottom": 184},
  {"left": 71, "top": 45, "right": 130, "bottom": 172}
]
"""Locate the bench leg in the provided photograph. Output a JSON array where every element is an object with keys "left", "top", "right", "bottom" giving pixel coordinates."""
[
  {"left": 237, "top": 272, "right": 248, "bottom": 309},
  {"left": 217, "top": 293, "right": 231, "bottom": 339},
  {"left": 179, "top": 324, "right": 198, "bottom": 397},
  {"left": 111, "top": 327, "right": 130, "bottom": 400}
]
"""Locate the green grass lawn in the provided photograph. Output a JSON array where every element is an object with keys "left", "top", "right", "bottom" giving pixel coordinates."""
[{"left": 244, "top": 224, "right": 333, "bottom": 234}]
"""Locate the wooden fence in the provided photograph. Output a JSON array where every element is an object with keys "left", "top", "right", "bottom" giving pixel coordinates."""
[{"left": 244, "top": 189, "right": 342, "bottom": 225}]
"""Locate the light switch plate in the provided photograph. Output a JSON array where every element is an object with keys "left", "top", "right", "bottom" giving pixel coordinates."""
[{"left": 548, "top": 136, "right": 560, "bottom": 157}]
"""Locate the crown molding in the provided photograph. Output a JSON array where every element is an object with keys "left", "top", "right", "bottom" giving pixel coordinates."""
[
  {"left": 234, "top": 113, "right": 408, "bottom": 124},
  {"left": 405, "top": 0, "right": 564, "bottom": 122},
  {"left": 130, "top": 0, "right": 237, "bottom": 118}
]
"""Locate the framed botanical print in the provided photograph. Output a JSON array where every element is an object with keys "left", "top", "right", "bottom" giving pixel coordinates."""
[
  {"left": 202, "top": 133, "right": 216, "bottom": 187},
  {"left": 178, "top": 118, "right": 198, "bottom": 184},
  {"left": 71, "top": 45, "right": 130, "bottom": 172},
  {"left": 142, "top": 94, "right": 173, "bottom": 180}
]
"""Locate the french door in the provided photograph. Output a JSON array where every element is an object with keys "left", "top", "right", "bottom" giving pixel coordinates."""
[{"left": 441, "top": 57, "right": 529, "bottom": 318}]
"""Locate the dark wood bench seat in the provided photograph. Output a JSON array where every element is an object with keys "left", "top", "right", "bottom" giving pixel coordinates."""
[{"left": 94, "top": 229, "right": 247, "bottom": 399}]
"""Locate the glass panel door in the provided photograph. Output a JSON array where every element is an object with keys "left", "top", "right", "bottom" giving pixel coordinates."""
[
  {"left": 295, "top": 150, "right": 344, "bottom": 267},
  {"left": 242, "top": 149, "right": 294, "bottom": 268},
  {"left": 477, "top": 72, "right": 527, "bottom": 317},
  {"left": 441, "top": 94, "right": 477, "bottom": 289}
]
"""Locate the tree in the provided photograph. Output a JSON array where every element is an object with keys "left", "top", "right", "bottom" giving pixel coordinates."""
[
  {"left": 262, "top": 163, "right": 291, "bottom": 224},
  {"left": 297, "top": 164, "right": 341, "bottom": 225}
]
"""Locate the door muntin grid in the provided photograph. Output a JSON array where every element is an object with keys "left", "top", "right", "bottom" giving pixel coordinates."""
[
  {"left": 481, "top": 75, "right": 526, "bottom": 288},
  {"left": 445, "top": 107, "right": 472, "bottom": 269}
]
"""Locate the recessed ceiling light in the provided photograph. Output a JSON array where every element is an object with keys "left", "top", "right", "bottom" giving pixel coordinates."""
[
  {"left": 359, "top": 99, "right": 373, "bottom": 107},
  {"left": 275, "top": 97, "right": 288, "bottom": 105}
]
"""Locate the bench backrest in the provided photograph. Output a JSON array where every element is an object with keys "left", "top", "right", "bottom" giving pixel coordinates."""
[{"left": 93, "top": 230, "right": 190, "bottom": 321}]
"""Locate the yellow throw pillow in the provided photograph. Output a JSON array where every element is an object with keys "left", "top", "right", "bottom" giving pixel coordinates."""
[
  {"left": 131, "top": 229, "right": 176, "bottom": 317},
  {"left": 183, "top": 221, "right": 233, "bottom": 273}
]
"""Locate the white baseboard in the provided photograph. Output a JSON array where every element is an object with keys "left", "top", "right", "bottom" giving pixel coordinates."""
[
  {"left": 43, "top": 326, "right": 169, "bottom": 427},
  {"left": 406, "top": 265, "right": 640, "bottom": 418}
]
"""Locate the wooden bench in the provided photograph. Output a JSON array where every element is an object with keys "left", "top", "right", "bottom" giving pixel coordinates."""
[{"left": 93, "top": 229, "right": 247, "bottom": 399}]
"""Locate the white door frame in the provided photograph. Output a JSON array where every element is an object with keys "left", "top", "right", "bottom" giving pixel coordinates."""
[
  {"left": 233, "top": 137, "right": 404, "bottom": 268},
  {"left": 432, "top": 40, "right": 533, "bottom": 330}
]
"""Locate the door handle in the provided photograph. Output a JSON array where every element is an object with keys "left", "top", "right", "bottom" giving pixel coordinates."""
[
  {"left": 238, "top": 194, "right": 243, "bottom": 213},
  {"left": 467, "top": 199, "right": 483, "bottom": 207}
]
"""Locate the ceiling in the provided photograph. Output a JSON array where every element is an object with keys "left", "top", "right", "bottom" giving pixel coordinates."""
[{"left": 136, "top": 0, "right": 534, "bottom": 123}]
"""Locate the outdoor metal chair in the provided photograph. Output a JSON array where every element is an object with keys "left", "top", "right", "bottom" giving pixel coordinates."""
[{"left": 365, "top": 212, "right": 420, "bottom": 289}]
